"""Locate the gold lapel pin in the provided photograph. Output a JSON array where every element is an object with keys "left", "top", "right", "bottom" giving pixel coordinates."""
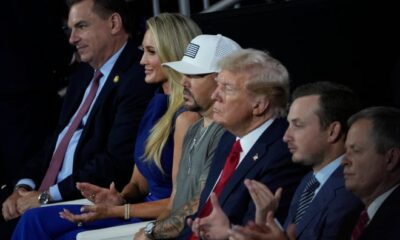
[
  {"left": 113, "top": 75, "right": 120, "bottom": 83},
  {"left": 253, "top": 154, "right": 259, "bottom": 161}
]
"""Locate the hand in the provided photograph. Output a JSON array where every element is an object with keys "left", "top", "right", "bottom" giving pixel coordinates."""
[
  {"left": 16, "top": 190, "right": 40, "bottom": 214},
  {"left": 77, "top": 182, "right": 124, "bottom": 206},
  {"left": 244, "top": 179, "right": 282, "bottom": 225},
  {"left": 193, "top": 193, "right": 231, "bottom": 240},
  {"left": 188, "top": 217, "right": 201, "bottom": 239},
  {"left": 2, "top": 189, "right": 24, "bottom": 220},
  {"left": 59, "top": 204, "right": 111, "bottom": 223},
  {"left": 133, "top": 228, "right": 147, "bottom": 240},
  {"left": 228, "top": 211, "right": 296, "bottom": 240},
  {"left": 228, "top": 224, "right": 266, "bottom": 240}
]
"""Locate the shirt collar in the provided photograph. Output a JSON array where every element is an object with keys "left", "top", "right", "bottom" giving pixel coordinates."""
[
  {"left": 314, "top": 155, "right": 343, "bottom": 193},
  {"left": 238, "top": 118, "right": 275, "bottom": 163},
  {"left": 367, "top": 184, "right": 400, "bottom": 220},
  {"left": 98, "top": 41, "right": 127, "bottom": 83}
]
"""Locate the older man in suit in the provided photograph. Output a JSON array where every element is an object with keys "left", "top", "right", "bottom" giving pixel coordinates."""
[
  {"left": 343, "top": 106, "right": 400, "bottom": 240},
  {"left": 182, "top": 49, "right": 307, "bottom": 240},
  {"left": 1, "top": 0, "right": 155, "bottom": 238},
  {"left": 227, "top": 82, "right": 364, "bottom": 240}
]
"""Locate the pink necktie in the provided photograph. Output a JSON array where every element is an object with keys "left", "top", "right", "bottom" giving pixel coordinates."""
[
  {"left": 189, "top": 140, "right": 242, "bottom": 240},
  {"left": 351, "top": 209, "right": 369, "bottom": 240},
  {"left": 39, "top": 70, "right": 103, "bottom": 191}
]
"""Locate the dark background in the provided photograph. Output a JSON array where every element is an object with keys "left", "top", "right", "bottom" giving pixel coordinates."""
[{"left": 191, "top": 0, "right": 400, "bottom": 107}]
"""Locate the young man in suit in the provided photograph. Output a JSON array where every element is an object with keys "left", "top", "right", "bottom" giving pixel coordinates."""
[
  {"left": 1, "top": 0, "right": 155, "bottom": 238},
  {"left": 343, "top": 106, "right": 400, "bottom": 240},
  {"left": 183, "top": 49, "right": 307, "bottom": 240},
  {"left": 227, "top": 82, "right": 363, "bottom": 240}
]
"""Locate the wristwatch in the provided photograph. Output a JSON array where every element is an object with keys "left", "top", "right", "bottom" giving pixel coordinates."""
[
  {"left": 144, "top": 221, "right": 156, "bottom": 240},
  {"left": 38, "top": 191, "right": 51, "bottom": 205}
]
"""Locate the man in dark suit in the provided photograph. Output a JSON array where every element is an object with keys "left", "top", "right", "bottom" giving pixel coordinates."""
[
  {"left": 343, "top": 106, "right": 400, "bottom": 240},
  {"left": 182, "top": 49, "right": 307, "bottom": 240},
  {"left": 1, "top": 0, "right": 154, "bottom": 238},
  {"left": 227, "top": 82, "right": 364, "bottom": 240}
]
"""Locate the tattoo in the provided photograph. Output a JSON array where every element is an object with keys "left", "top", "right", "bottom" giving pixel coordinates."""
[{"left": 153, "top": 181, "right": 205, "bottom": 239}]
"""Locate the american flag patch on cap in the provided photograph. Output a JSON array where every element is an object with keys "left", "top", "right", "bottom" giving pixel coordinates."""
[{"left": 184, "top": 43, "right": 199, "bottom": 58}]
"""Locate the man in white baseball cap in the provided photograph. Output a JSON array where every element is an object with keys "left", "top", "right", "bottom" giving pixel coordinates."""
[{"left": 135, "top": 34, "right": 241, "bottom": 240}]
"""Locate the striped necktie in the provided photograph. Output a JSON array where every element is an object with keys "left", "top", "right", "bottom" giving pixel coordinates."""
[{"left": 294, "top": 174, "right": 320, "bottom": 224}]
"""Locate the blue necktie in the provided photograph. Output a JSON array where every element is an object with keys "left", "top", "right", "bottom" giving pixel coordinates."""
[{"left": 294, "top": 174, "right": 320, "bottom": 224}]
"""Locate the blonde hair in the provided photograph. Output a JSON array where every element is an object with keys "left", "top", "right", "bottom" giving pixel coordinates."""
[{"left": 143, "top": 13, "right": 202, "bottom": 172}]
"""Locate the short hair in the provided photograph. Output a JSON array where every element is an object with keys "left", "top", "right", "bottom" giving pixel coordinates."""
[
  {"left": 218, "top": 48, "right": 289, "bottom": 118},
  {"left": 348, "top": 106, "right": 400, "bottom": 154},
  {"left": 66, "top": 0, "right": 135, "bottom": 35},
  {"left": 292, "top": 81, "right": 360, "bottom": 134}
]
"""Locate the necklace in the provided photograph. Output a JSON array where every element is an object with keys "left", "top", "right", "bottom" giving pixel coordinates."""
[{"left": 187, "top": 123, "right": 211, "bottom": 175}]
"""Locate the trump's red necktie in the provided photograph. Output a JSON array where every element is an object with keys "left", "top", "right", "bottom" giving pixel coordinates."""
[{"left": 189, "top": 140, "right": 242, "bottom": 240}]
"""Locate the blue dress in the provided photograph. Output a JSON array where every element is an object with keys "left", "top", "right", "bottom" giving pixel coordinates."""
[
  {"left": 134, "top": 92, "right": 174, "bottom": 202},
  {"left": 12, "top": 92, "right": 182, "bottom": 240}
]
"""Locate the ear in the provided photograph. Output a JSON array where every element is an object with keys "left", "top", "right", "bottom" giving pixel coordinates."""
[
  {"left": 327, "top": 121, "right": 342, "bottom": 143},
  {"left": 386, "top": 147, "right": 400, "bottom": 171},
  {"left": 109, "top": 13, "right": 123, "bottom": 35},
  {"left": 252, "top": 97, "right": 270, "bottom": 116}
]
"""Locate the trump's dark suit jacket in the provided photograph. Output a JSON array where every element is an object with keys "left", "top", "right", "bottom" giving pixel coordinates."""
[
  {"left": 284, "top": 166, "right": 363, "bottom": 240},
  {"left": 16, "top": 38, "right": 157, "bottom": 200},
  {"left": 359, "top": 185, "right": 400, "bottom": 240},
  {"left": 179, "top": 118, "right": 308, "bottom": 238}
]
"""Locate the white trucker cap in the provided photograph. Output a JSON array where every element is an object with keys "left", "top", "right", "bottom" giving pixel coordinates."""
[{"left": 162, "top": 34, "right": 241, "bottom": 75}]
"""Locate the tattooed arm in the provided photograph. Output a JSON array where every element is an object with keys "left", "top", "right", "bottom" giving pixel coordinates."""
[{"left": 152, "top": 180, "right": 206, "bottom": 239}]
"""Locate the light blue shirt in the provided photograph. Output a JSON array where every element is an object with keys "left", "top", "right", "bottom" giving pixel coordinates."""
[
  {"left": 314, "top": 155, "right": 343, "bottom": 196},
  {"left": 18, "top": 42, "right": 127, "bottom": 201}
]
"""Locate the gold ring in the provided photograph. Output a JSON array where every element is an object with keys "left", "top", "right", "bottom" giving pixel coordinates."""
[{"left": 89, "top": 194, "right": 95, "bottom": 201}]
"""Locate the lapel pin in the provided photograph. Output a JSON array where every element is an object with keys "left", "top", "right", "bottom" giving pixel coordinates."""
[
  {"left": 253, "top": 154, "right": 259, "bottom": 161},
  {"left": 113, "top": 75, "right": 120, "bottom": 83}
]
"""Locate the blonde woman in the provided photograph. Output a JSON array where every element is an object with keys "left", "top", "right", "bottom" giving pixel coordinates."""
[{"left": 12, "top": 13, "right": 201, "bottom": 239}]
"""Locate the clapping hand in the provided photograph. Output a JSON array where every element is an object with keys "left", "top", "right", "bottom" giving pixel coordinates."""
[
  {"left": 188, "top": 193, "right": 230, "bottom": 240},
  {"left": 228, "top": 211, "right": 296, "bottom": 240},
  {"left": 244, "top": 179, "right": 282, "bottom": 225}
]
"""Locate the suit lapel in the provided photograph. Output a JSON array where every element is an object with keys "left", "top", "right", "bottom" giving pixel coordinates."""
[
  {"left": 296, "top": 166, "right": 344, "bottom": 235},
  {"left": 218, "top": 119, "right": 286, "bottom": 206},
  {"left": 61, "top": 65, "right": 94, "bottom": 128},
  {"left": 76, "top": 38, "right": 140, "bottom": 148},
  {"left": 218, "top": 139, "right": 267, "bottom": 206},
  {"left": 362, "top": 185, "right": 400, "bottom": 238}
]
